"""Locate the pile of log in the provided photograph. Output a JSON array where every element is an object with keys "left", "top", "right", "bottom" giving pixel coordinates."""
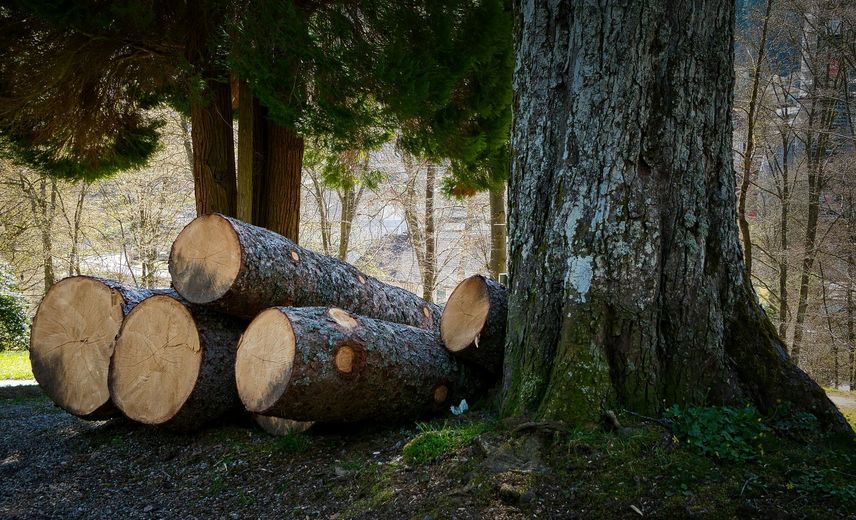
[{"left": 28, "top": 213, "right": 508, "bottom": 431}]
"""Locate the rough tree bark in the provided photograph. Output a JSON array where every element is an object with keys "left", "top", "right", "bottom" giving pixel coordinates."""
[
  {"left": 236, "top": 306, "right": 485, "bottom": 423},
  {"left": 109, "top": 294, "right": 245, "bottom": 429},
  {"left": 186, "top": 0, "right": 237, "bottom": 218},
  {"left": 169, "top": 214, "right": 441, "bottom": 328},
  {"left": 236, "top": 82, "right": 303, "bottom": 240},
  {"left": 502, "top": 0, "right": 849, "bottom": 432},
  {"left": 257, "top": 122, "right": 302, "bottom": 240},
  {"left": 488, "top": 184, "right": 507, "bottom": 279},
  {"left": 423, "top": 164, "right": 436, "bottom": 303}
]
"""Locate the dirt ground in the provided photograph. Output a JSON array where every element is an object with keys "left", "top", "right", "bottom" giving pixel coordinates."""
[
  {"left": 2, "top": 383, "right": 855, "bottom": 519},
  {"left": 0, "top": 384, "right": 543, "bottom": 520}
]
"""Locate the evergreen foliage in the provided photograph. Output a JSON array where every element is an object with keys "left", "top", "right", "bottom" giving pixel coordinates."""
[
  {"left": 1, "top": 0, "right": 512, "bottom": 190},
  {"left": 0, "top": 1, "right": 182, "bottom": 179}
]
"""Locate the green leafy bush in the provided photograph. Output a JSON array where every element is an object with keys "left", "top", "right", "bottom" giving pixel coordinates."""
[
  {"left": 0, "top": 267, "right": 29, "bottom": 350},
  {"left": 665, "top": 405, "right": 768, "bottom": 462}
]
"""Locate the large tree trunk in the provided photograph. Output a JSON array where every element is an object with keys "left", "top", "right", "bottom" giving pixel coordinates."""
[
  {"left": 502, "top": 0, "right": 848, "bottom": 432},
  {"left": 109, "top": 294, "right": 244, "bottom": 429},
  {"left": 29, "top": 277, "right": 171, "bottom": 419},
  {"left": 189, "top": 79, "right": 237, "bottom": 217},
  {"left": 237, "top": 80, "right": 265, "bottom": 225},
  {"left": 488, "top": 184, "right": 507, "bottom": 279},
  {"left": 186, "top": 0, "right": 236, "bottom": 218},
  {"left": 169, "top": 214, "right": 441, "bottom": 328},
  {"left": 235, "top": 86, "right": 302, "bottom": 240},
  {"left": 257, "top": 122, "right": 302, "bottom": 240},
  {"left": 235, "top": 306, "right": 485, "bottom": 423}
]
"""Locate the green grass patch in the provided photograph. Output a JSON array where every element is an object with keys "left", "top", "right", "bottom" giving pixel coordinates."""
[
  {"left": 272, "top": 432, "right": 311, "bottom": 454},
  {"left": 402, "top": 420, "right": 492, "bottom": 464},
  {"left": 0, "top": 350, "right": 33, "bottom": 379}
]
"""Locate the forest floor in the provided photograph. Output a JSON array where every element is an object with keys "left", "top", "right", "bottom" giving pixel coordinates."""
[{"left": 1, "top": 384, "right": 855, "bottom": 520}]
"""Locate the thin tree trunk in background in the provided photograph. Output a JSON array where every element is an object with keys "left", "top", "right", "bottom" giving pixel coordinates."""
[
  {"left": 849, "top": 250, "right": 855, "bottom": 390},
  {"left": 819, "top": 262, "right": 838, "bottom": 388},
  {"left": 422, "top": 164, "right": 436, "bottom": 303},
  {"left": 338, "top": 187, "right": 354, "bottom": 262},
  {"left": 488, "top": 183, "right": 507, "bottom": 280},
  {"left": 401, "top": 154, "right": 428, "bottom": 294},
  {"left": 68, "top": 182, "right": 88, "bottom": 277},
  {"left": 308, "top": 170, "right": 333, "bottom": 255},
  {"left": 40, "top": 178, "right": 57, "bottom": 292},
  {"left": 790, "top": 73, "right": 840, "bottom": 366},
  {"left": 179, "top": 115, "right": 193, "bottom": 172},
  {"left": 502, "top": 0, "right": 848, "bottom": 431},
  {"left": 737, "top": 0, "right": 773, "bottom": 279},
  {"left": 777, "top": 134, "right": 791, "bottom": 340}
]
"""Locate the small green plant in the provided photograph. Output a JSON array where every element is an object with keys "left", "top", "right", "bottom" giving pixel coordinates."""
[
  {"left": 665, "top": 405, "right": 768, "bottom": 462},
  {"left": 273, "top": 432, "right": 311, "bottom": 454},
  {"left": 789, "top": 468, "right": 856, "bottom": 506},
  {"left": 402, "top": 420, "right": 491, "bottom": 464},
  {"left": 767, "top": 402, "right": 819, "bottom": 439}
]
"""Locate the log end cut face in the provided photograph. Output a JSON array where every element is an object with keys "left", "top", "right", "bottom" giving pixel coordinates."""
[
  {"left": 110, "top": 295, "right": 202, "bottom": 425},
  {"left": 169, "top": 214, "right": 241, "bottom": 304},
  {"left": 29, "top": 276, "right": 124, "bottom": 417},
  {"left": 235, "top": 308, "right": 296, "bottom": 413},
  {"left": 440, "top": 275, "right": 491, "bottom": 352}
]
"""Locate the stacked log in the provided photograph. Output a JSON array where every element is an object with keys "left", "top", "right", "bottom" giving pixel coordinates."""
[
  {"left": 440, "top": 275, "right": 508, "bottom": 375},
  {"left": 30, "top": 215, "right": 500, "bottom": 431},
  {"left": 235, "top": 307, "right": 486, "bottom": 423},
  {"left": 108, "top": 294, "right": 245, "bottom": 429},
  {"left": 168, "top": 213, "right": 441, "bottom": 328},
  {"left": 29, "top": 276, "right": 171, "bottom": 419}
]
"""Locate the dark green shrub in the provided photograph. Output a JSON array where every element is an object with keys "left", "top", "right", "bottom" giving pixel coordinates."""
[
  {"left": 665, "top": 405, "right": 768, "bottom": 462},
  {"left": 0, "top": 267, "right": 29, "bottom": 350}
]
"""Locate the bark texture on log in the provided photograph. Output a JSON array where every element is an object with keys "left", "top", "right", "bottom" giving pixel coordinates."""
[
  {"left": 29, "top": 276, "right": 172, "bottom": 419},
  {"left": 236, "top": 307, "right": 485, "bottom": 423},
  {"left": 503, "top": 0, "right": 849, "bottom": 432},
  {"left": 109, "top": 294, "right": 244, "bottom": 430},
  {"left": 441, "top": 275, "right": 507, "bottom": 375},
  {"left": 169, "top": 214, "right": 441, "bottom": 328}
]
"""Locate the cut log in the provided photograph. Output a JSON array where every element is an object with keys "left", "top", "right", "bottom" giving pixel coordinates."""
[
  {"left": 235, "top": 306, "right": 486, "bottom": 423},
  {"left": 440, "top": 275, "right": 507, "bottom": 374},
  {"left": 29, "top": 276, "right": 171, "bottom": 419},
  {"left": 168, "top": 213, "right": 441, "bottom": 328},
  {"left": 253, "top": 415, "right": 313, "bottom": 436},
  {"left": 109, "top": 294, "right": 245, "bottom": 429}
]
